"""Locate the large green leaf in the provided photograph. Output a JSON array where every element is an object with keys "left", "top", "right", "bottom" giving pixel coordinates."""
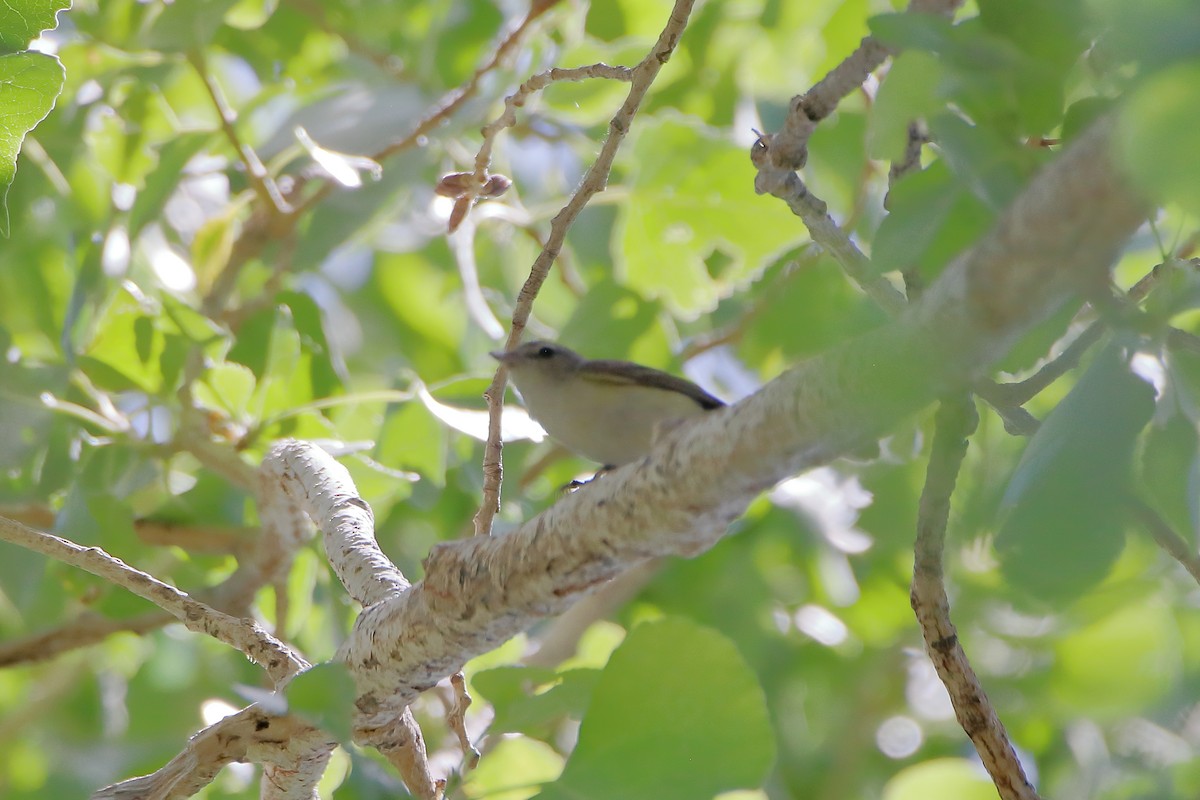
[
  {"left": 617, "top": 116, "right": 804, "bottom": 318},
  {"left": 0, "top": 0, "right": 70, "bottom": 54},
  {"left": 533, "top": 617, "right": 775, "bottom": 800},
  {"left": 1117, "top": 62, "right": 1200, "bottom": 216},
  {"left": 871, "top": 161, "right": 993, "bottom": 280},
  {"left": 285, "top": 662, "right": 357, "bottom": 745},
  {"left": 472, "top": 665, "right": 600, "bottom": 737},
  {"left": 995, "top": 345, "right": 1156, "bottom": 603},
  {"left": 0, "top": 51, "right": 64, "bottom": 235}
]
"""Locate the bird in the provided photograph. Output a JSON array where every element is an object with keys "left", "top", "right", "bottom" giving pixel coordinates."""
[{"left": 490, "top": 340, "right": 724, "bottom": 468}]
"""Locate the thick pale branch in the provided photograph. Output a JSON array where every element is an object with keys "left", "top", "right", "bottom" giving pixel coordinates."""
[{"left": 260, "top": 441, "right": 408, "bottom": 608}]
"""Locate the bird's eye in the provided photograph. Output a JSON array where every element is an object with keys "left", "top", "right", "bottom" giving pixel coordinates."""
[{"left": 537, "top": 346, "right": 555, "bottom": 358}]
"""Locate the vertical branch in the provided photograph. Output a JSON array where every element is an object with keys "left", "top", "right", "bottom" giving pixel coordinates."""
[
  {"left": 911, "top": 397, "right": 1041, "bottom": 800},
  {"left": 472, "top": 0, "right": 699, "bottom": 535}
]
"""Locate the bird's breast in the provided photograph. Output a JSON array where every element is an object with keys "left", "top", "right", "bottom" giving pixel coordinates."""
[{"left": 514, "top": 374, "right": 709, "bottom": 466}]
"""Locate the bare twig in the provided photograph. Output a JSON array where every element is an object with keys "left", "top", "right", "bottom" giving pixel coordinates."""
[
  {"left": 0, "top": 610, "right": 173, "bottom": 668},
  {"left": 473, "top": 0, "right": 699, "bottom": 536},
  {"left": 0, "top": 515, "right": 305, "bottom": 686},
  {"left": 911, "top": 398, "right": 1041, "bottom": 800},
  {"left": 988, "top": 258, "right": 1191, "bottom": 408},
  {"left": 764, "top": 0, "right": 961, "bottom": 171},
  {"left": 474, "top": 62, "right": 633, "bottom": 182},
  {"left": 886, "top": 120, "right": 928, "bottom": 209},
  {"left": 447, "top": 671, "right": 480, "bottom": 769},
  {"left": 293, "top": 1, "right": 563, "bottom": 221},
  {"left": 189, "top": 50, "right": 292, "bottom": 217}
]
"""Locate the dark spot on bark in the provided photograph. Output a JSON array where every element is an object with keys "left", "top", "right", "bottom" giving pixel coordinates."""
[
  {"left": 255, "top": 718, "right": 270, "bottom": 731},
  {"left": 932, "top": 633, "right": 957, "bottom": 652}
]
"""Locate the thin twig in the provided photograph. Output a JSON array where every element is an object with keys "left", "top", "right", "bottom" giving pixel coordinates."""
[
  {"left": 189, "top": 50, "right": 292, "bottom": 217},
  {"left": 0, "top": 515, "right": 305, "bottom": 685},
  {"left": 748, "top": 144, "right": 1039, "bottom": 433},
  {"left": 911, "top": 398, "right": 1041, "bottom": 800},
  {"left": 472, "top": 0, "right": 699, "bottom": 536},
  {"left": 886, "top": 120, "right": 928, "bottom": 210},
  {"left": 447, "top": 671, "right": 480, "bottom": 769},
  {"left": 474, "top": 63, "right": 633, "bottom": 183},
  {"left": 293, "top": 0, "right": 563, "bottom": 220},
  {"left": 764, "top": 0, "right": 961, "bottom": 171},
  {"left": 0, "top": 505, "right": 253, "bottom": 554},
  {"left": 289, "top": 0, "right": 409, "bottom": 79},
  {"left": 988, "top": 258, "right": 1191, "bottom": 407}
]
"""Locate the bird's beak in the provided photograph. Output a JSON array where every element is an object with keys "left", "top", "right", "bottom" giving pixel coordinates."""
[{"left": 489, "top": 349, "right": 515, "bottom": 363}]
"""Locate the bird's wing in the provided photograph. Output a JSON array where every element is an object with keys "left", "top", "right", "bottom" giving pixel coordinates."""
[{"left": 580, "top": 360, "right": 725, "bottom": 409}]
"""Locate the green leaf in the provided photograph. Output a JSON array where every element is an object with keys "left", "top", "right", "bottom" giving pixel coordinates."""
[
  {"left": 871, "top": 161, "right": 994, "bottom": 280},
  {"left": 377, "top": 399, "right": 446, "bottom": 486},
  {"left": 144, "top": 0, "right": 240, "bottom": 52},
  {"left": 867, "top": 12, "right": 956, "bottom": 54},
  {"left": 1051, "top": 597, "right": 1179, "bottom": 716},
  {"left": 79, "top": 286, "right": 178, "bottom": 394},
  {"left": 1139, "top": 381, "right": 1200, "bottom": 539},
  {"left": 0, "top": 0, "right": 70, "bottom": 54},
  {"left": 995, "top": 345, "right": 1156, "bottom": 603},
  {"left": 228, "top": 296, "right": 342, "bottom": 418},
  {"left": 882, "top": 758, "right": 998, "bottom": 800},
  {"left": 1090, "top": 0, "right": 1200, "bottom": 70},
  {"left": 285, "top": 662, "right": 357, "bottom": 745},
  {"left": 617, "top": 116, "right": 804, "bottom": 318},
  {"left": 277, "top": 291, "right": 342, "bottom": 401},
  {"left": 979, "top": 0, "right": 1089, "bottom": 70},
  {"left": 867, "top": 50, "right": 942, "bottom": 162},
  {"left": 929, "top": 112, "right": 1036, "bottom": 209},
  {"left": 1117, "top": 62, "right": 1200, "bottom": 216},
  {"left": 557, "top": 280, "right": 670, "bottom": 364},
  {"left": 463, "top": 737, "right": 564, "bottom": 800},
  {"left": 193, "top": 362, "right": 257, "bottom": 419},
  {"left": 433, "top": 0, "right": 502, "bottom": 86},
  {"left": 1061, "top": 96, "right": 1114, "bottom": 143},
  {"left": 129, "top": 132, "right": 214, "bottom": 238},
  {"left": 0, "top": 51, "right": 64, "bottom": 235},
  {"left": 533, "top": 617, "right": 774, "bottom": 800},
  {"left": 586, "top": 0, "right": 673, "bottom": 42},
  {"left": 473, "top": 666, "right": 600, "bottom": 737},
  {"left": 225, "top": 0, "right": 279, "bottom": 30}
]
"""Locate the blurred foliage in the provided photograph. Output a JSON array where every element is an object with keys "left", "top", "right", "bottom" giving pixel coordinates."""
[{"left": 0, "top": 0, "right": 1199, "bottom": 799}]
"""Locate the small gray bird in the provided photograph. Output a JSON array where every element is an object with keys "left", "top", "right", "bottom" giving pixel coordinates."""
[{"left": 490, "top": 340, "right": 724, "bottom": 468}]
